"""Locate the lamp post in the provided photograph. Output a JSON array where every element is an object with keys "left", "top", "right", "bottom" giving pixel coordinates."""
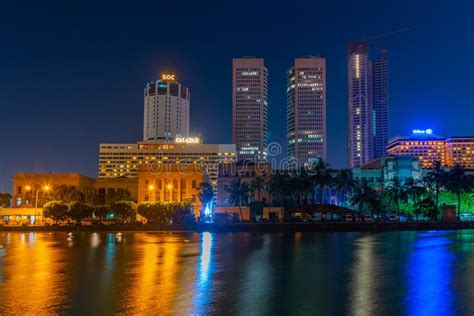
[{"left": 30, "top": 185, "right": 50, "bottom": 225}]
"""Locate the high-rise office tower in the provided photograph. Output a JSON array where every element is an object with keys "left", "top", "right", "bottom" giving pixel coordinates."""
[
  {"left": 232, "top": 57, "right": 268, "bottom": 161},
  {"left": 347, "top": 41, "right": 389, "bottom": 167},
  {"left": 143, "top": 73, "right": 190, "bottom": 141},
  {"left": 287, "top": 56, "right": 327, "bottom": 166},
  {"left": 372, "top": 48, "right": 389, "bottom": 159}
]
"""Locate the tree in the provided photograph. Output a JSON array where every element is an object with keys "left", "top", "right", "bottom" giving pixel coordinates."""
[
  {"left": 106, "top": 189, "right": 133, "bottom": 205},
  {"left": 226, "top": 176, "right": 250, "bottom": 221},
  {"left": 333, "top": 169, "right": 356, "bottom": 207},
  {"left": 198, "top": 182, "right": 214, "bottom": 221},
  {"left": 267, "top": 172, "right": 290, "bottom": 207},
  {"left": 424, "top": 161, "right": 447, "bottom": 211},
  {"left": 43, "top": 201, "right": 69, "bottom": 224},
  {"left": 53, "top": 185, "right": 84, "bottom": 203},
  {"left": 68, "top": 202, "right": 94, "bottom": 224},
  {"left": 404, "top": 178, "right": 426, "bottom": 221},
  {"left": 250, "top": 176, "right": 266, "bottom": 202},
  {"left": 94, "top": 205, "right": 112, "bottom": 223},
  {"left": 415, "top": 197, "right": 439, "bottom": 221},
  {"left": 310, "top": 159, "right": 333, "bottom": 210},
  {"left": 445, "top": 165, "right": 474, "bottom": 220},
  {"left": 350, "top": 180, "right": 380, "bottom": 217},
  {"left": 386, "top": 177, "right": 407, "bottom": 216},
  {"left": 0, "top": 193, "right": 12, "bottom": 208},
  {"left": 138, "top": 202, "right": 166, "bottom": 224},
  {"left": 111, "top": 201, "right": 137, "bottom": 223}
]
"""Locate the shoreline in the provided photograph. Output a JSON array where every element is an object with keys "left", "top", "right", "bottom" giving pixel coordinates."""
[{"left": 1, "top": 221, "right": 474, "bottom": 233}]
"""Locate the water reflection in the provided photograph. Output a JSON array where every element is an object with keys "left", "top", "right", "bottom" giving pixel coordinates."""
[
  {"left": 406, "top": 231, "right": 455, "bottom": 316},
  {"left": 192, "top": 232, "right": 214, "bottom": 314},
  {"left": 0, "top": 231, "right": 473, "bottom": 315}
]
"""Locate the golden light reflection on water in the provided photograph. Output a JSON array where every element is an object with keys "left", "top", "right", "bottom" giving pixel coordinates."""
[
  {"left": 0, "top": 232, "right": 68, "bottom": 315},
  {"left": 349, "top": 235, "right": 377, "bottom": 316}
]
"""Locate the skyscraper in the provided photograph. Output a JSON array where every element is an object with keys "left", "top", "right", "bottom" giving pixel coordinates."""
[
  {"left": 232, "top": 57, "right": 268, "bottom": 162},
  {"left": 143, "top": 73, "right": 190, "bottom": 141},
  {"left": 287, "top": 56, "right": 327, "bottom": 166},
  {"left": 347, "top": 41, "right": 389, "bottom": 168}
]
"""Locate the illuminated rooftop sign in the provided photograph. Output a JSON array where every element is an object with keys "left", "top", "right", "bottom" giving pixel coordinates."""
[
  {"left": 413, "top": 129, "right": 433, "bottom": 135},
  {"left": 161, "top": 73, "right": 176, "bottom": 82},
  {"left": 175, "top": 137, "right": 201, "bottom": 144}
]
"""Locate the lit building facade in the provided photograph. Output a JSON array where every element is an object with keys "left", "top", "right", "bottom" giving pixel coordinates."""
[
  {"left": 232, "top": 57, "right": 269, "bottom": 161},
  {"left": 138, "top": 165, "right": 205, "bottom": 218},
  {"left": 347, "top": 41, "right": 389, "bottom": 168},
  {"left": 352, "top": 156, "right": 421, "bottom": 190},
  {"left": 12, "top": 173, "right": 138, "bottom": 208},
  {"left": 143, "top": 73, "right": 190, "bottom": 141},
  {"left": 386, "top": 131, "right": 474, "bottom": 169},
  {"left": 13, "top": 173, "right": 95, "bottom": 208},
  {"left": 287, "top": 56, "right": 327, "bottom": 166},
  {"left": 98, "top": 139, "right": 236, "bottom": 196},
  {"left": 445, "top": 137, "right": 474, "bottom": 170}
]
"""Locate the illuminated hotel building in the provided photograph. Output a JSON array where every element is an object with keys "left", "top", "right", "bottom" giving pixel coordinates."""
[
  {"left": 287, "top": 56, "right": 327, "bottom": 166},
  {"left": 232, "top": 57, "right": 269, "bottom": 161},
  {"left": 98, "top": 138, "right": 237, "bottom": 196},
  {"left": 347, "top": 41, "right": 389, "bottom": 167},
  {"left": 386, "top": 130, "right": 474, "bottom": 169},
  {"left": 445, "top": 137, "right": 474, "bottom": 170},
  {"left": 143, "top": 73, "right": 190, "bottom": 141}
]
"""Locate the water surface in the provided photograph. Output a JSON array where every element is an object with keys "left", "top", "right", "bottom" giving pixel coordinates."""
[{"left": 0, "top": 230, "right": 473, "bottom": 315}]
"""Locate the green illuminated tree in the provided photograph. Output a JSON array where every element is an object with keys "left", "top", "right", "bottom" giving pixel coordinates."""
[
  {"left": 445, "top": 165, "right": 474, "bottom": 220},
  {"left": 386, "top": 177, "right": 408, "bottom": 216},
  {"left": 424, "top": 161, "right": 447, "bottom": 211}
]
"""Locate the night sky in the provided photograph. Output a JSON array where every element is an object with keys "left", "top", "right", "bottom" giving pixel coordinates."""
[{"left": 1, "top": 0, "right": 473, "bottom": 192}]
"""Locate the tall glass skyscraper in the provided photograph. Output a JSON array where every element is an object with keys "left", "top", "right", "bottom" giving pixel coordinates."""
[
  {"left": 287, "top": 56, "right": 327, "bottom": 166},
  {"left": 232, "top": 57, "right": 268, "bottom": 162},
  {"left": 347, "top": 41, "right": 389, "bottom": 168}
]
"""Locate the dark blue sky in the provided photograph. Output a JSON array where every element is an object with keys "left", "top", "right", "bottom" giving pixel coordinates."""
[{"left": 1, "top": 0, "right": 473, "bottom": 192}]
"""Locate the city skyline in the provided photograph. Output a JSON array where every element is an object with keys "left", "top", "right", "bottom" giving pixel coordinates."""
[{"left": 1, "top": 1, "right": 473, "bottom": 192}]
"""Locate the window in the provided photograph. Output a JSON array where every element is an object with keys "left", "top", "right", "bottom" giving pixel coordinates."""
[
  {"left": 17, "top": 186, "right": 22, "bottom": 194},
  {"left": 192, "top": 180, "right": 197, "bottom": 189}
]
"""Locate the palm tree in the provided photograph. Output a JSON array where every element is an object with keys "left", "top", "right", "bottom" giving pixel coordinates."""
[
  {"left": 250, "top": 176, "right": 266, "bottom": 202},
  {"left": 226, "top": 176, "right": 250, "bottom": 221},
  {"left": 424, "top": 161, "right": 447, "bottom": 211},
  {"left": 445, "top": 164, "right": 474, "bottom": 220},
  {"left": 310, "top": 159, "right": 332, "bottom": 210},
  {"left": 404, "top": 178, "right": 426, "bottom": 221},
  {"left": 198, "top": 182, "right": 214, "bottom": 221},
  {"left": 385, "top": 177, "right": 407, "bottom": 217},
  {"left": 295, "top": 170, "right": 313, "bottom": 206},
  {"left": 333, "top": 169, "right": 356, "bottom": 207},
  {"left": 350, "top": 180, "right": 380, "bottom": 217},
  {"left": 268, "top": 172, "right": 289, "bottom": 207}
]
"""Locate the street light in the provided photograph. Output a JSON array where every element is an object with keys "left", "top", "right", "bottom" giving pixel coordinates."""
[{"left": 34, "top": 185, "right": 51, "bottom": 225}]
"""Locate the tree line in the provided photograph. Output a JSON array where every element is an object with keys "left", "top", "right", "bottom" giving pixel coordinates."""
[{"left": 221, "top": 160, "right": 474, "bottom": 221}]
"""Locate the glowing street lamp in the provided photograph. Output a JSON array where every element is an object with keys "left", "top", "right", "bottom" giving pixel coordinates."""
[{"left": 34, "top": 185, "right": 51, "bottom": 225}]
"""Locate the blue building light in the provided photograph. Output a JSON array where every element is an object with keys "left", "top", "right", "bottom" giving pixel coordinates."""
[{"left": 412, "top": 129, "right": 433, "bottom": 135}]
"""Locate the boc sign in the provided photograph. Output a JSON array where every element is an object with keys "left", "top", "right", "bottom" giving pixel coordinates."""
[{"left": 161, "top": 73, "right": 176, "bottom": 81}]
